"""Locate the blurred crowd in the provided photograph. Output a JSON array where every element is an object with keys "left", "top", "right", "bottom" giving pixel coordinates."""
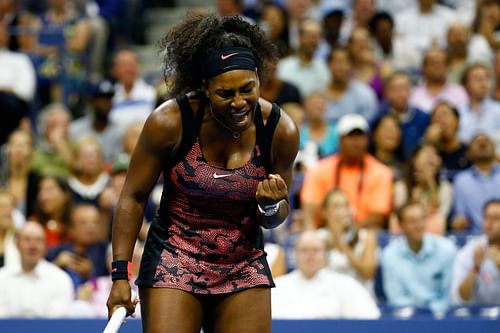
[{"left": 0, "top": 0, "right": 500, "bottom": 321}]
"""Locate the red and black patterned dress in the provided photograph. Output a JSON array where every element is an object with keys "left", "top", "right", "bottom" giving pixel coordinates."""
[{"left": 136, "top": 95, "right": 281, "bottom": 294}]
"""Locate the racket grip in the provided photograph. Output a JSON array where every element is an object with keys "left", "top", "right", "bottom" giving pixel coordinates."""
[{"left": 103, "top": 307, "right": 127, "bottom": 333}]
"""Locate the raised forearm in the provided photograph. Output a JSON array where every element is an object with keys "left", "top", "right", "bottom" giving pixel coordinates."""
[{"left": 458, "top": 269, "right": 478, "bottom": 302}]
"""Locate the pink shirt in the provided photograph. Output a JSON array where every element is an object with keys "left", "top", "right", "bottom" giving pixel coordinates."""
[{"left": 410, "top": 82, "right": 469, "bottom": 113}]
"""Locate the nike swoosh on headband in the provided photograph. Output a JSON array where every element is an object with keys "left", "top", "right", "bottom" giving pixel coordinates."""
[
  {"left": 220, "top": 52, "right": 238, "bottom": 60},
  {"left": 213, "top": 173, "right": 232, "bottom": 179}
]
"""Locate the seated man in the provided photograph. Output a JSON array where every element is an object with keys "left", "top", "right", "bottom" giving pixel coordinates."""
[
  {"left": 381, "top": 202, "right": 457, "bottom": 316},
  {"left": 46, "top": 203, "right": 109, "bottom": 289},
  {"left": 451, "top": 133, "right": 500, "bottom": 233},
  {"left": 451, "top": 199, "right": 500, "bottom": 305},
  {"left": 272, "top": 230, "right": 380, "bottom": 319},
  {"left": 0, "top": 221, "right": 74, "bottom": 318},
  {"left": 301, "top": 113, "right": 393, "bottom": 228}
]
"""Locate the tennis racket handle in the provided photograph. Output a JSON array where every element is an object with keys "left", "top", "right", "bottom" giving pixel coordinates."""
[{"left": 103, "top": 306, "right": 127, "bottom": 333}]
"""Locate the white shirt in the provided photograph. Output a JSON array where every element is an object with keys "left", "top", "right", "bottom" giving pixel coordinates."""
[
  {"left": 451, "top": 236, "right": 500, "bottom": 305},
  {"left": 272, "top": 269, "right": 380, "bottom": 319},
  {"left": 395, "top": 5, "right": 456, "bottom": 54},
  {"left": 277, "top": 56, "right": 331, "bottom": 99},
  {"left": 0, "top": 260, "right": 74, "bottom": 318},
  {"left": 111, "top": 78, "right": 156, "bottom": 128},
  {"left": 0, "top": 49, "right": 36, "bottom": 101}
]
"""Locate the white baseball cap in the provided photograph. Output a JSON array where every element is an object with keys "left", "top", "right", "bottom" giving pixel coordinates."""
[{"left": 337, "top": 113, "right": 369, "bottom": 136}]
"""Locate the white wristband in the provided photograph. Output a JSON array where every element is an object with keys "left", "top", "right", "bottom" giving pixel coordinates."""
[{"left": 258, "top": 199, "right": 285, "bottom": 217}]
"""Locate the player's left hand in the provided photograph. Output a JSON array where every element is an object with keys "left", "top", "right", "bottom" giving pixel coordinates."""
[{"left": 256, "top": 174, "right": 288, "bottom": 207}]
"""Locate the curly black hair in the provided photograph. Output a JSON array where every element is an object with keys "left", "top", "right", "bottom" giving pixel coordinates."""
[{"left": 158, "top": 12, "right": 278, "bottom": 97}]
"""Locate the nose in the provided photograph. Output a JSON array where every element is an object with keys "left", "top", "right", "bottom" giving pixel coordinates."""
[{"left": 231, "top": 94, "right": 245, "bottom": 110}]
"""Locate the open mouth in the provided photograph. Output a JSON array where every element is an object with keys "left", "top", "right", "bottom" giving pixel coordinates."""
[{"left": 231, "top": 110, "right": 250, "bottom": 125}]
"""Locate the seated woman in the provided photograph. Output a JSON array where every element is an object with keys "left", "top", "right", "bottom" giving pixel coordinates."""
[
  {"left": 30, "top": 175, "right": 73, "bottom": 247},
  {"left": 320, "top": 189, "right": 378, "bottom": 298},
  {"left": 369, "top": 114, "right": 405, "bottom": 180},
  {"left": 392, "top": 143, "right": 453, "bottom": 235},
  {"left": 297, "top": 92, "right": 338, "bottom": 170}
]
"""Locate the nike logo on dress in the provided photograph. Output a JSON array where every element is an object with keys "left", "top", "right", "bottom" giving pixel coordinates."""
[
  {"left": 213, "top": 173, "right": 232, "bottom": 179},
  {"left": 220, "top": 52, "right": 238, "bottom": 60}
]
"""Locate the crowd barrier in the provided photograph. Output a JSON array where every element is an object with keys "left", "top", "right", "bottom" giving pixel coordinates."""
[{"left": 1, "top": 317, "right": 499, "bottom": 333}]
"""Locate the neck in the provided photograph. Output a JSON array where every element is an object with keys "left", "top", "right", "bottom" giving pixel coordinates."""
[
  {"left": 440, "top": 135, "right": 460, "bottom": 151},
  {"left": 426, "top": 79, "right": 446, "bottom": 92},
  {"left": 475, "top": 160, "right": 494, "bottom": 173},
  {"left": 92, "top": 115, "right": 109, "bottom": 132},
  {"left": 10, "top": 163, "right": 30, "bottom": 178},
  {"left": 420, "top": 3, "right": 433, "bottom": 13},
  {"left": 298, "top": 49, "right": 313, "bottom": 64},
  {"left": 470, "top": 98, "right": 483, "bottom": 112},
  {"left": 375, "top": 148, "right": 394, "bottom": 162},
  {"left": 330, "top": 79, "right": 348, "bottom": 91},
  {"left": 407, "top": 238, "right": 423, "bottom": 254},
  {"left": 77, "top": 172, "right": 101, "bottom": 185},
  {"left": 209, "top": 104, "right": 241, "bottom": 139},
  {"left": 390, "top": 106, "right": 408, "bottom": 117},
  {"left": 21, "top": 261, "right": 37, "bottom": 274}
]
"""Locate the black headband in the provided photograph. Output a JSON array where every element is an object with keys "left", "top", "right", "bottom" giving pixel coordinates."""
[{"left": 201, "top": 47, "right": 257, "bottom": 79}]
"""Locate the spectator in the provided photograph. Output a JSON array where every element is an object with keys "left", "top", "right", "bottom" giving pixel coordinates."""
[
  {"left": 0, "top": 191, "right": 19, "bottom": 268},
  {"left": 381, "top": 202, "right": 457, "bottom": 316},
  {"left": 321, "top": 189, "right": 378, "bottom": 298},
  {"left": 445, "top": 22, "right": 492, "bottom": 85},
  {"left": 424, "top": 101, "right": 470, "bottom": 181},
  {"left": 472, "top": 0, "right": 500, "bottom": 50},
  {"left": 410, "top": 47, "right": 469, "bottom": 113},
  {"left": 277, "top": 19, "right": 330, "bottom": 100},
  {"left": 70, "top": 80, "right": 124, "bottom": 163},
  {"left": 258, "top": 2, "right": 290, "bottom": 57},
  {"left": 259, "top": 62, "right": 302, "bottom": 107},
  {"left": 451, "top": 133, "right": 500, "bottom": 233},
  {"left": 71, "top": 241, "right": 143, "bottom": 318},
  {"left": 393, "top": 143, "right": 453, "bottom": 235},
  {"left": 271, "top": 230, "right": 380, "bottom": 319},
  {"left": 47, "top": 203, "right": 108, "bottom": 290},
  {"left": 347, "top": 27, "right": 386, "bottom": 101},
  {"left": 394, "top": 0, "right": 456, "bottom": 54},
  {"left": 492, "top": 49, "right": 500, "bottom": 102},
  {"left": 297, "top": 91, "right": 338, "bottom": 170},
  {"left": 110, "top": 48, "right": 156, "bottom": 128},
  {"left": 451, "top": 199, "right": 500, "bottom": 305},
  {"left": 0, "top": 221, "right": 74, "bottom": 318},
  {"left": 339, "top": 0, "right": 376, "bottom": 44},
  {"left": 0, "top": 21, "right": 36, "bottom": 145},
  {"left": 0, "top": 129, "right": 40, "bottom": 217},
  {"left": 322, "top": 47, "right": 378, "bottom": 123},
  {"left": 121, "top": 120, "right": 143, "bottom": 157},
  {"left": 368, "top": 11, "right": 421, "bottom": 75},
  {"left": 459, "top": 63, "right": 500, "bottom": 150},
  {"left": 315, "top": 2, "right": 346, "bottom": 60},
  {"left": 67, "top": 136, "right": 110, "bottom": 207},
  {"left": 35, "top": 0, "right": 92, "bottom": 115},
  {"left": 31, "top": 103, "right": 73, "bottom": 178},
  {"left": 31, "top": 175, "right": 72, "bottom": 247},
  {"left": 281, "top": 0, "right": 317, "bottom": 50},
  {"left": 301, "top": 113, "right": 393, "bottom": 229},
  {"left": 369, "top": 114, "right": 405, "bottom": 179},
  {"left": 375, "top": 71, "right": 430, "bottom": 158}
]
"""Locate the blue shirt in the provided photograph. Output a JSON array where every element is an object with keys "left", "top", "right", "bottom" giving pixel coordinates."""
[
  {"left": 452, "top": 164, "right": 500, "bottom": 232},
  {"left": 458, "top": 98, "right": 500, "bottom": 144},
  {"left": 381, "top": 234, "right": 457, "bottom": 314},
  {"left": 373, "top": 103, "right": 430, "bottom": 158},
  {"left": 299, "top": 122, "right": 338, "bottom": 158},
  {"left": 323, "top": 80, "right": 378, "bottom": 123}
]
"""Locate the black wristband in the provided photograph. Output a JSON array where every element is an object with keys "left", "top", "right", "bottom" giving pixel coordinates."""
[{"left": 111, "top": 260, "right": 132, "bottom": 281}]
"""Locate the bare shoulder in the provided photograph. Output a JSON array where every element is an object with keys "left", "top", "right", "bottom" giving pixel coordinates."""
[
  {"left": 259, "top": 98, "right": 299, "bottom": 167},
  {"left": 140, "top": 98, "right": 183, "bottom": 156}
]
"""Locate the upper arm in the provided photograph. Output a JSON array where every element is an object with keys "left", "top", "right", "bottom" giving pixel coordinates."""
[
  {"left": 121, "top": 100, "right": 182, "bottom": 202},
  {"left": 270, "top": 105, "right": 300, "bottom": 191}
]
